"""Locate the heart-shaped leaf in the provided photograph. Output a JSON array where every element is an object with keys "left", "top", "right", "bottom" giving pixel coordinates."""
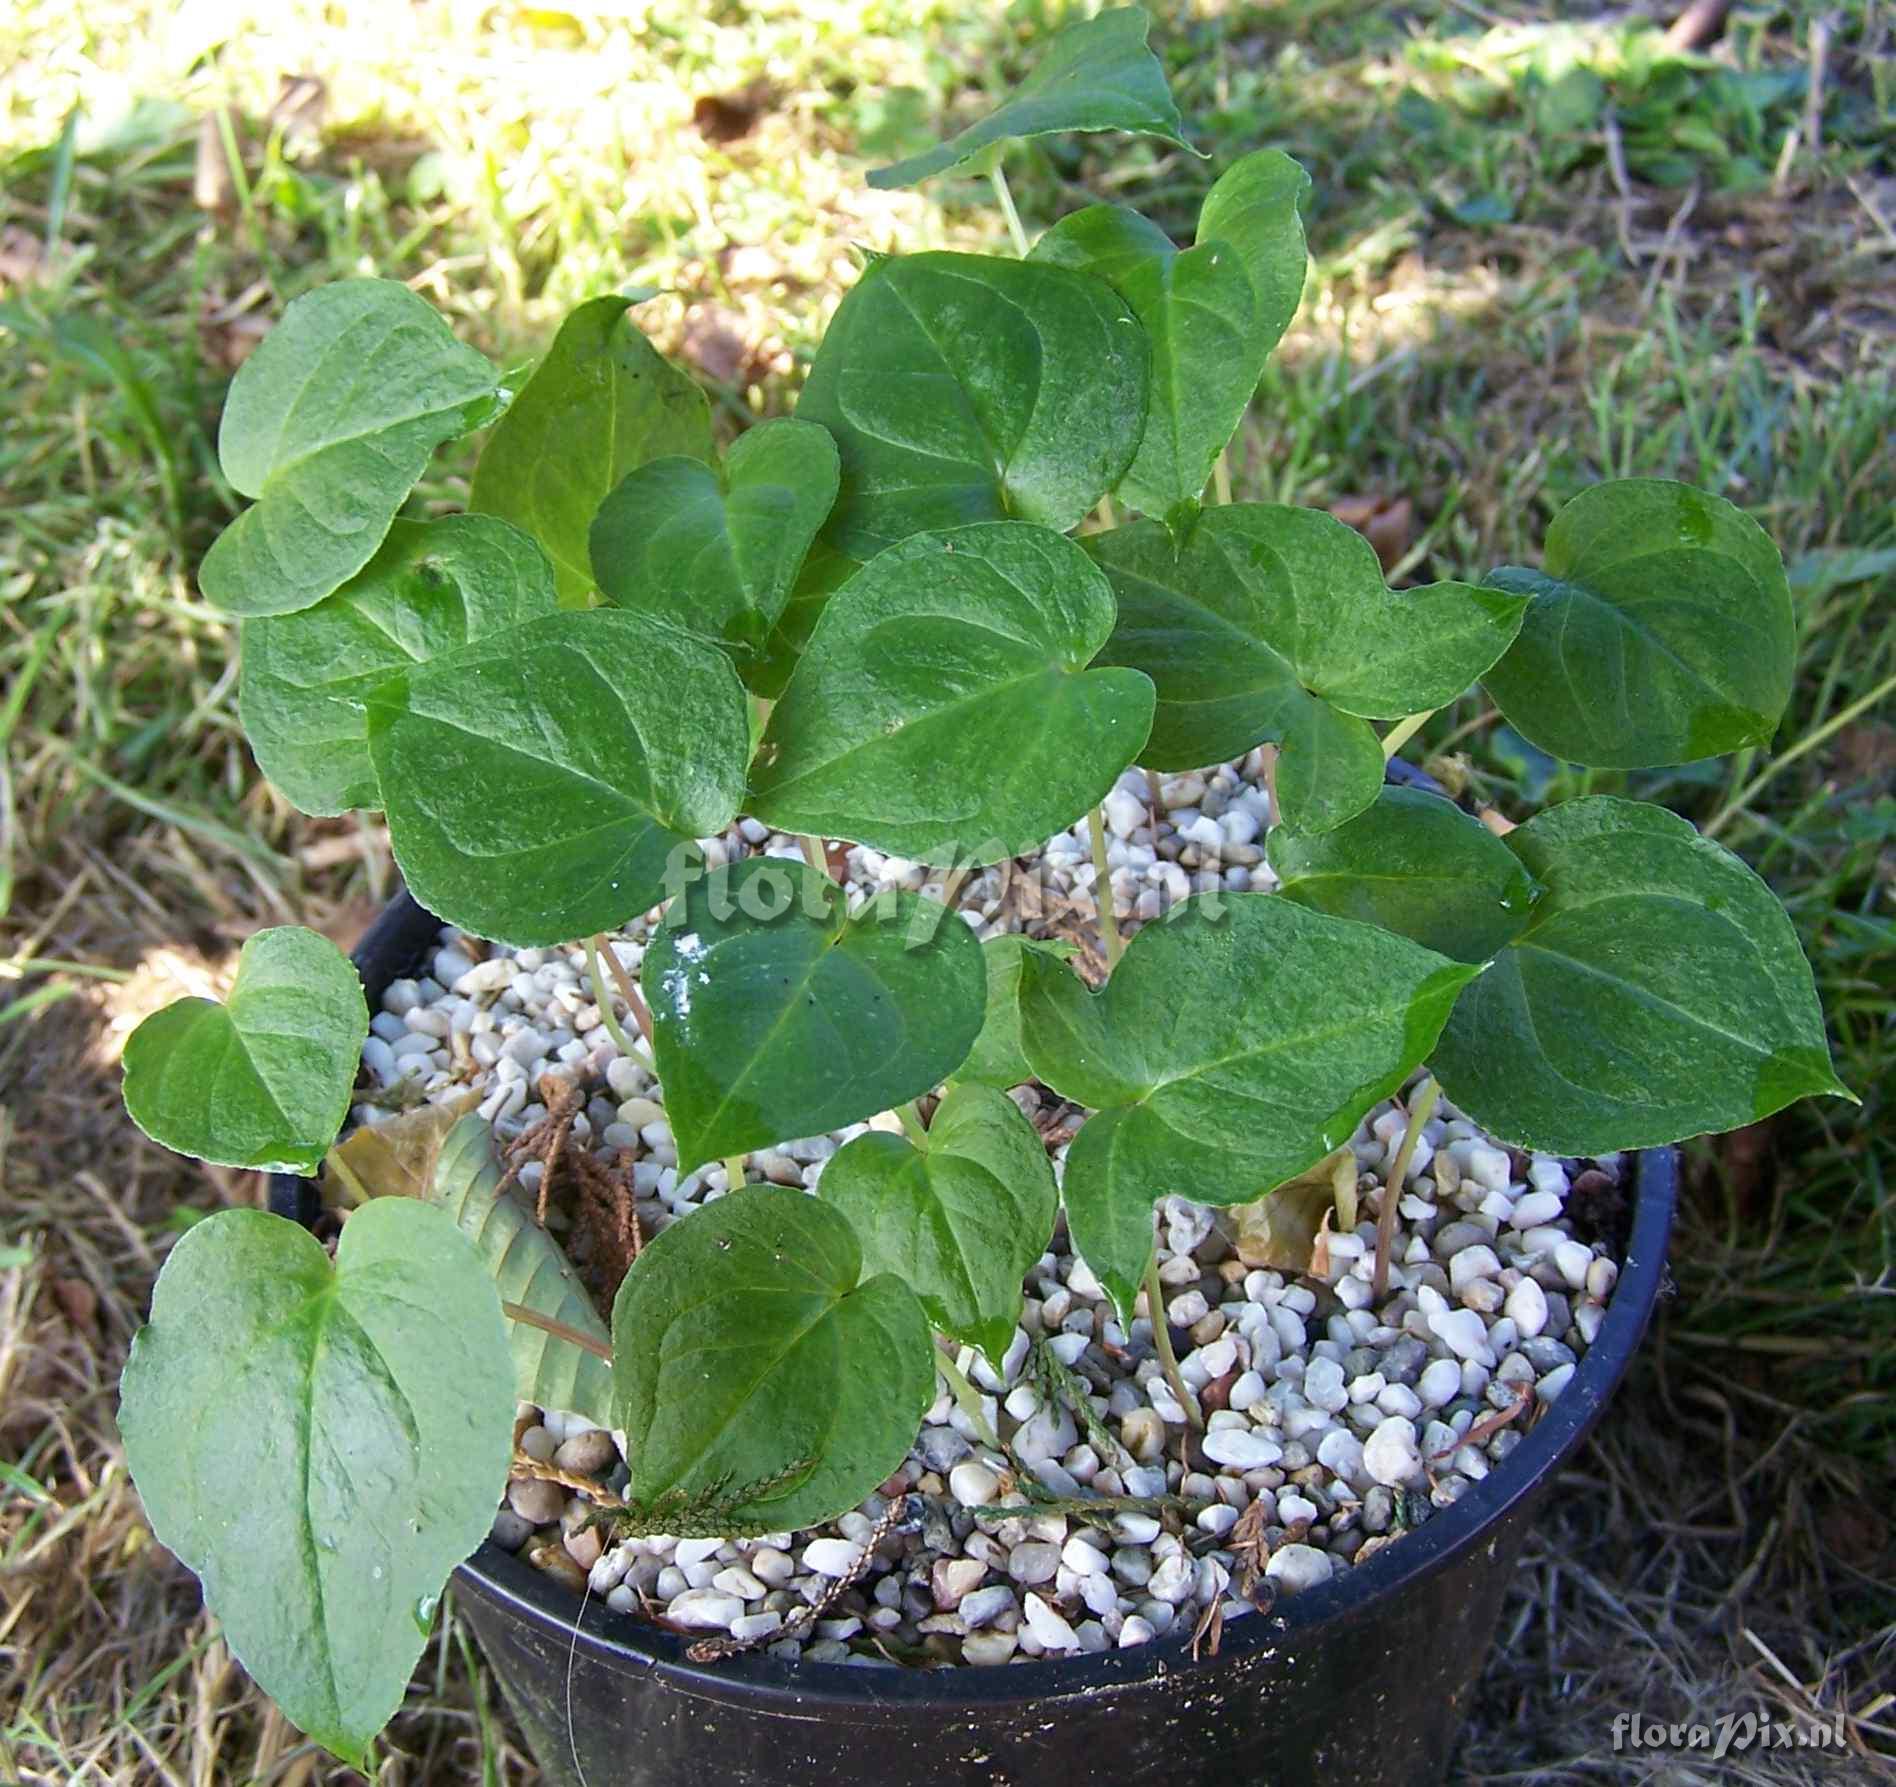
[
  {"left": 866, "top": 6, "right": 1190, "bottom": 189},
  {"left": 1480, "top": 479, "right": 1795, "bottom": 767},
  {"left": 123, "top": 927, "right": 367, "bottom": 1175},
  {"left": 611, "top": 1185, "right": 934, "bottom": 1533},
  {"left": 239, "top": 515, "right": 559, "bottom": 816},
  {"left": 470, "top": 294, "right": 713, "bottom": 606},
  {"left": 421, "top": 1114, "right": 615, "bottom": 1425},
  {"left": 796, "top": 253, "right": 1150, "bottom": 559},
  {"left": 1429, "top": 796, "right": 1851, "bottom": 1153},
  {"left": 957, "top": 934, "right": 1080, "bottom": 1090},
  {"left": 119, "top": 1199, "right": 514, "bottom": 1766},
  {"left": 1088, "top": 506, "right": 1526, "bottom": 832},
  {"left": 1270, "top": 784, "right": 1543, "bottom": 964},
  {"left": 642, "top": 857, "right": 987, "bottom": 1174},
  {"left": 1021, "top": 894, "right": 1477, "bottom": 1318},
  {"left": 589, "top": 417, "right": 840, "bottom": 669},
  {"left": 748, "top": 523, "right": 1156, "bottom": 864},
  {"left": 819, "top": 1082, "right": 1058, "bottom": 1363},
  {"left": 365, "top": 609, "right": 749, "bottom": 947},
  {"left": 199, "top": 281, "right": 500, "bottom": 617},
  {"left": 1032, "top": 151, "right": 1307, "bottom": 529}
]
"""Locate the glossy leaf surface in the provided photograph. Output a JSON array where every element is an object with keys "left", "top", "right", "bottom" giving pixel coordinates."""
[
  {"left": 240, "top": 516, "right": 558, "bottom": 815},
  {"left": 820, "top": 1082, "right": 1057, "bottom": 1363},
  {"left": 1480, "top": 479, "right": 1794, "bottom": 767},
  {"left": 1430, "top": 797, "right": 1849, "bottom": 1151},
  {"left": 119, "top": 1200, "right": 512, "bottom": 1766},
  {"left": 470, "top": 294, "right": 713, "bottom": 605},
  {"left": 643, "top": 858, "right": 986, "bottom": 1174},
  {"left": 1021, "top": 894, "right": 1476, "bottom": 1317},
  {"left": 611, "top": 1186, "right": 933, "bottom": 1532},
  {"left": 749, "top": 523, "right": 1155, "bottom": 864},
  {"left": 366, "top": 610, "right": 749, "bottom": 946},
  {"left": 201, "top": 281, "right": 499, "bottom": 617},
  {"left": 122, "top": 927, "right": 367, "bottom": 1175}
]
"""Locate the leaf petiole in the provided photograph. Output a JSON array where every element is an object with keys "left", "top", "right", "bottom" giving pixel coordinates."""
[
  {"left": 934, "top": 1337, "right": 1003, "bottom": 1451},
  {"left": 1087, "top": 805, "right": 1125, "bottom": 970},
  {"left": 989, "top": 161, "right": 1031, "bottom": 258},
  {"left": 586, "top": 934, "right": 640, "bottom": 1059},
  {"left": 1143, "top": 1252, "right": 1204, "bottom": 1430},
  {"left": 1371, "top": 1076, "right": 1441, "bottom": 1302},
  {"left": 1380, "top": 709, "right": 1436, "bottom": 761},
  {"left": 896, "top": 1102, "right": 929, "bottom": 1147}
]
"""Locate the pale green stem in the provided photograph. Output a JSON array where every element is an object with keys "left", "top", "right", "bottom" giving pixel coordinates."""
[
  {"left": 989, "top": 162, "right": 1031, "bottom": 258},
  {"left": 592, "top": 931, "right": 654, "bottom": 1047},
  {"left": 1212, "top": 450, "right": 1232, "bottom": 506},
  {"left": 798, "top": 834, "right": 827, "bottom": 874},
  {"left": 1372, "top": 1076, "right": 1441, "bottom": 1302},
  {"left": 1144, "top": 1253, "right": 1204, "bottom": 1430},
  {"left": 1087, "top": 804, "right": 1125, "bottom": 970},
  {"left": 586, "top": 934, "right": 639, "bottom": 1059},
  {"left": 935, "top": 1339, "right": 1002, "bottom": 1450},
  {"left": 724, "top": 1154, "right": 748, "bottom": 1191},
  {"left": 1704, "top": 670, "right": 1896, "bottom": 839},
  {"left": 897, "top": 1102, "right": 929, "bottom": 1147},
  {"left": 1380, "top": 708, "right": 1436, "bottom": 761},
  {"left": 1096, "top": 491, "right": 1118, "bottom": 529}
]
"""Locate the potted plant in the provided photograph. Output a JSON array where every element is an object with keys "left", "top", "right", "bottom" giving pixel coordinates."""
[{"left": 117, "top": 10, "right": 1848, "bottom": 1782}]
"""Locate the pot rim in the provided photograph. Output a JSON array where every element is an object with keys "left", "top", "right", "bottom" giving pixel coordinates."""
[{"left": 274, "top": 884, "right": 1675, "bottom": 1711}]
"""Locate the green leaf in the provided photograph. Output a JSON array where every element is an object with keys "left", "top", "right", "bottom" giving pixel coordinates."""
[
  {"left": 589, "top": 417, "right": 839, "bottom": 669},
  {"left": 1031, "top": 151, "right": 1307, "bottom": 529},
  {"left": 748, "top": 523, "right": 1156, "bottom": 864},
  {"left": 865, "top": 6, "right": 1190, "bottom": 189},
  {"left": 1270, "top": 785, "right": 1543, "bottom": 964},
  {"left": 424, "top": 1114, "right": 613, "bottom": 1426},
  {"left": 610, "top": 1185, "right": 933, "bottom": 1532},
  {"left": 1429, "top": 797, "right": 1851, "bottom": 1153},
  {"left": 200, "top": 280, "right": 499, "bottom": 618},
  {"left": 1194, "top": 149, "right": 1311, "bottom": 358},
  {"left": 749, "top": 540, "right": 859, "bottom": 701},
  {"left": 796, "top": 253, "right": 1150, "bottom": 560},
  {"left": 1088, "top": 506, "right": 1526, "bottom": 832},
  {"left": 122, "top": 927, "right": 367, "bottom": 1175},
  {"left": 957, "top": 935, "right": 1079, "bottom": 1090},
  {"left": 119, "top": 1199, "right": 514, "bottom": 1766},
  {"left": 365, "top": 609, "right": 749, "bottom": 947},
  {"left": 470, "top": 294, "right": 714, "bottom": 606},
  {"left": 239, "top": 516, "right": 559, "bottom": 816},
  {"left": 643, "top": 857, "right": 987, "bottom": 1175},
  {"left": 1020, "top": 894, "right": 1477, "bottom": 1318},
  {"left": 819, "top": 1082, "right": 1057, "bottom": 1363},
  {"left": 1480, "top": 479, "right": 1795, "bottom": 767}
]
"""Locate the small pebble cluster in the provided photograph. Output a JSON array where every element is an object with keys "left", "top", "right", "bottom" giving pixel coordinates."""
[{"left": 352, "top": 757, "right": 1626, "bottom": 1667}]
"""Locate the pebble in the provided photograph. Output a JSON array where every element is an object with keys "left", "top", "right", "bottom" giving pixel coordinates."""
[
  {"left": 1023, "top": 1593, "right": 1081, "bottom": 1651},
  {"left": 1265, "top": 1545, "right": 1334, "bottom": 1594},
  {"left": 801, "top": 1539, "right": 861, "bottom": 1577},
  {"left": 1364, "top": 1416, "right": 1425, "bottom": 1487},
  {"left": 1202, "top": 1429, "right": 1283, "bottom": 1470},
  {"left": 948, "top": 1462, "right": 1000, "bottom": 1507}
]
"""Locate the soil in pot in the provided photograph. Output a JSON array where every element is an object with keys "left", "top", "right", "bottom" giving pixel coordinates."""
[{"left": 348, "top": 752, "right": 1631, "bottom": 1668}]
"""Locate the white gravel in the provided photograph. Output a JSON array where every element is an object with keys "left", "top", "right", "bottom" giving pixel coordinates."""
[{"left": 356, "top": 752, "right": 1627, "bottom": 1668}]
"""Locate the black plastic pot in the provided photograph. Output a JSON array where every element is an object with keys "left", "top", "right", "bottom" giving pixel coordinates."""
[{"left": 272, "top": 883, "right": 1674, "bottom": 1787}]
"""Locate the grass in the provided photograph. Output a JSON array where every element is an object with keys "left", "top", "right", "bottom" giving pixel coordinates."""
[{"left": 2, "top": 0, "right": 1892, "bottom": 1778}]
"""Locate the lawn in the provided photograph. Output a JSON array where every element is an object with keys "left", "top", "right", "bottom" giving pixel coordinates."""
[{"left": 1, "top": 0, "right": 1891, "bottom": 1779}]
